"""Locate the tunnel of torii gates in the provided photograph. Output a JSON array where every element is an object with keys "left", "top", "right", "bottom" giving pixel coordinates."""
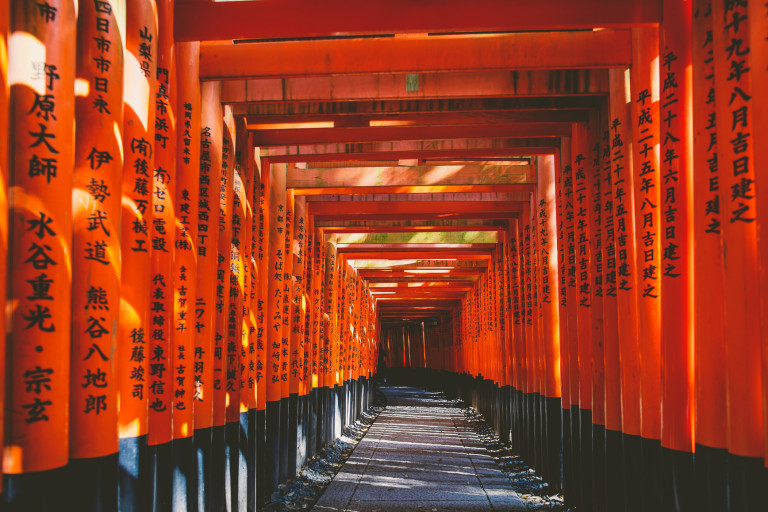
[{"left": 2, "top": 0, "right": 768, "bottom": 511}]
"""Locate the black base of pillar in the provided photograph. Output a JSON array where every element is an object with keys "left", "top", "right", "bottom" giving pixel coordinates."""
[
  {"left": 726, "top": 451, "right": 767, "bottom": 512},
  {"left": 150, "top": 441, "right": 173, "bottom": 512},
  {"left": 640, "top": 436, "right": 662, "bottom": 512},
  {"left": 255, "top": 409, "right": 267, "bottom": 508},
  {"left": 694, "top": 444, "right": 727, "bottom": 512},
  {"left": 210, "top": 425, "right": 226, "bottom": 512},
  {"left": 623, "top": 433, "right": 642, "bottom": 512},
  {"left": 4, "top": 465, "right": 70, "bottom": 511},
  {"left": 247, "top": 410, "right": 256, "bottom": 512},
  {"left": 265, "top": 400, "right": 281, "bottom": 494},
  {"left": 661, "top": 445, "right": 695, "bottom": 512},
  {"left": 605, "top": 428, "right": 624, "bottom": 511},
  {"left": 579, "top": 408, "right": 593, "bottom": 512},
  {"left": 193, "top": 427, "right": 212, "bottom": 512},
  {"left": 171, "top": 436, "right": 196, "bottom": 512},
  {"left": 591, "top": 422, "right": 606, "bottom": 512},
  {"left": 68, "top": 453, "right": 119, "bottom": 512},
  {"left": 119, "top": 434, "right": 151, "bottom": 512}
]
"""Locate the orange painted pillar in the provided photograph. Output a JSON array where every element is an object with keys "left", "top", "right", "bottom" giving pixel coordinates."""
[
  {"left": 607, "top": 66, "right": 641, "bottom": 511},
  {"left": 629, "top": 26, "right": 663, "bottom": 511},
  {"left": 256, "top": 158, "right": 270, "bottom": 412},
  {"left": 225, "top": 120, "right": 244, "bottom": 426},
  {"left": 751, "top": 0, "right": 768, "bottom": 475},
  {"left": 264, "top": 161, "right": 287, "bottom": 489},
  {"left": 571, "top": 122, "right": 595, "bottom": 511},
  {"left": 172, "top": 42, "right": 199, "bottom": 483},
  {"left": 588, "top": 115, "right": 607, "bottom": 512},
  {"left": 117, "top": 2, "right": 156, "bottom": 507},
  {"left": 69, "top": 2, "right": 123, "bottom": 504},
  {"left": 196, "top": 81, "right": 221, "bottom": 423},
  {"left": 0, "top": 0, "right": 7, "bottom": 494},
  {"left": 659, "top": 1, "right": 696, "bottom": 508},
  {"left": 147, "top": 10, "right": 175, "bottom": 507},
  {"left": 713, "top": 2, "right": 765, "bottom": 508},
  {"left": 537, "top": 154, "right": 562, "bottom": 486},
  {"left": 281, "top": 188, "right": 295, "bottom": 402},
  {"left": 554, "top": 144, "right": 577, "bottom": 502},
  {"left": 210, "top": 105, "right": 234, "bottom": 507},
  {"left": 310, "top": 223, "right": 323, "bottom": 392},
  {"left": 6, "top": 0, "right": 75, "bottom": 495},
  {"left": 293, "top": 197, "right": 309, "bottom": 399},
  {"left": 691, "top": 1, "right": 728, "bottom": 509}
]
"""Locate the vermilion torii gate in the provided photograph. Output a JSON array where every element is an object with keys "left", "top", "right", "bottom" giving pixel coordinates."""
[{"left": 1, "top": 1, "right": 768, "bottom": 511}]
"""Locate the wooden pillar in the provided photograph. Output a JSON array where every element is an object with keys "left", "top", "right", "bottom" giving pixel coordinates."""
[
  {"left": 713, "top": 1, "right": 765, "bottom": 508},
  {"left": 607, "top": 66, "right": 641, "bottom": 512},
  {"left": 572, "top": 122, "right": 594, "bottom": 512},
  {"left": 196, "top": 80, "right": 222, "bottom": 511},
  {"left": 751, "top": 0, "right": 768, "bottom": 475},
  {"left": 170, "top": 39, "right": 200, "bottom": 510},
  {"left": 6, "top": 0, "right": 76, "bottom": 503},
  {"left": 117, "top": 2, "right": 156, "bottom": 509},
  {"left": 0, "top": 0, "right": 7, "bottom": 494},
  {"left": 537, "top": 154, "right": 562, "bottom": 487},
  {"left": 692, "top": 2, "right": 727, "bottom": 510},
  {"left": 587, "top": 114, "right": 606, "bottom": 512},
  {"left": 254, "top": 155, "right": 269, "bottom": 506},
  {"left": 629, "top": 26, "right": 663, "bottom": 512},
  {"left": 660, "top": 2, "right": 696, "bottom": 509},
  {"left": 147, "top": 4, "right": 175, "bottom": 508},
  {"left": 69, "top": 0, "right": 124, "bottom": 505}
]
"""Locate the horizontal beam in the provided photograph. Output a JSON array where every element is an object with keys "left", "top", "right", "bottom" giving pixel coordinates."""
[
  {"left": 334, "top": 231, "right": 499, "bottom": 244},
  {"left": 175, "top": 0, "right": 661, "bottom": 42},
  {"left": 263, "top": 138, "right": 559, "bottom": 162},
  {"left": 221, "top": 70, "right": 608, "bottom": 103},
  {"left": 200, "top": 30, "right": 631, "bottom": 79},
  {"left": 233, "top": 97, "right": 603, "bottom": 116},
  {"left": 253, "top": 123, "right": 571, "bottom": 146},
  {"left": 287, "top": 165, "right": 533, "bottom": 190},
  {"left": 322, "top": 224, "right": 505, "bottom": 233},
  {"left": 308, "top": 201, "right": 523, "bottom": 221},
  {"left": 337, "top": 243, "right": 498, "bottom": 251},
  {"left": 245, "top": 110, "right": 589, "bottom": 126},
  {"left": 343, "top": 251, "right": 491, "bottom": 260}
]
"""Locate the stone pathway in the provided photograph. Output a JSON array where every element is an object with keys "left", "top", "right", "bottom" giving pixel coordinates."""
[{"left": 311, "top": 386, "right": 527, "bottom": 511}]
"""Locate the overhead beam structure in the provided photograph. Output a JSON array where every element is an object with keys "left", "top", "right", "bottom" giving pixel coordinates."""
[
  {"left": 199, "top": 30, "right": 631, "bottom": 79},
  {"left": 175, "top": 0, "right": 661, "bottom": 41}
]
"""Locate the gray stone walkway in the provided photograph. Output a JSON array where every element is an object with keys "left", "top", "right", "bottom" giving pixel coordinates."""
[{"left": 311, "top": 386, "right": 527, "bottom": 511}]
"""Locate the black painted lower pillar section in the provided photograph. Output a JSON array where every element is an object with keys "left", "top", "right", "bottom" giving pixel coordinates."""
[
  {"left": 172, "top": 436, "right": 196, "bottom": 512},
  {"left": 545, "top": 396, "right": 562, "bottom": 491},
  {"left": 264, "top": 400, "right": 281, "bottom": 496},
  {"left": 119, "top": 434, "right": 151, "bottom": 512},
  {"left": 308, "top": 388, "right": 318, "bottom": 460},
  {"left": 150, "top": 441, "right": 173, "bottom": 512},
  {"left": 694, "top": 444, "right": 727, "bottom": 512},
  {"left": 67, "top": 453, "right": 119, "bottom": 511},
  {"left": 5, "top": 466, "right": 69, "bottom": 511},
  {"left": 284, "top": 393, "right": 298, "bottom": 482},
  {"left": 726, "top": 452, "right": 767, "bottom": 512},
  {"left": 194, "top": 427, "right": 212, "bottom": 512},
  {"left": 247, "top": 410, "right": 256, "bottom": 512},
  {"left": 561, "top": 408, "right": 573, "bottom": 505},
  {"left": 622, "top": 433, "right": 642, "bottom": 512},
  {"left": 591, "top": 422, "right": 606, "bottom": 512},
  {"left": 210, "top": 425, "right": 226, "bottom": 512},
  {"left": 641, "top": 436, "right": 662, "bottom": 512},
  {"left": 605, "top": 428, "right": 624, "bottom": 511},
  {"left": 278, "top": 396, "right": 290, "bottom": 483},
  {"left": 255, "top": 409, "right": 267, "bottom": 508},
  {"left": 661, "top": 446, "right": 695, "bottom": 512}
]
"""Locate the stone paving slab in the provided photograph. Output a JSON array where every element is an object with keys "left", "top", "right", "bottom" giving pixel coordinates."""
[{"left": 311, "top": 386, "right": 527, "bottom": 512}]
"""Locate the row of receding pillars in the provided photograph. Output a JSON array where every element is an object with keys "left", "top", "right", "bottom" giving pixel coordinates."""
[
  {"left": 0, "top": 1, "right": 379, "bottom": 510},
  {"left": 380, "top": 3, "right": 768, "bottom": 511}
]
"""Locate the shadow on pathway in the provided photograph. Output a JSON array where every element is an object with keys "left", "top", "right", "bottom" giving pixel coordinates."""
[{"left": 311, "top": 385, "right": 527, "bottom": 511}]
